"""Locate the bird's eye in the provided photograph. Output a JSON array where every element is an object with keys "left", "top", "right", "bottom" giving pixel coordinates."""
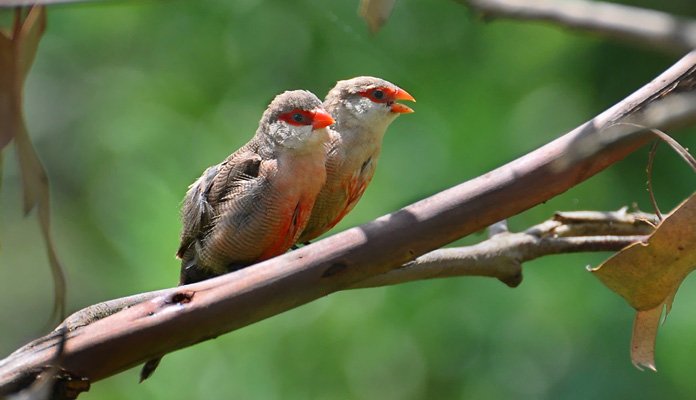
[
  {"left": 358, "top": 87, "right": 392, "bottom": 103},
  {"left": 279, "top": 109, "right": 314, "bottom": 126}
]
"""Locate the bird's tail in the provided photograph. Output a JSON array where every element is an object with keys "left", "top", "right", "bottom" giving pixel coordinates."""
[
  {"left": 178, "top": 253, "right": 218, "bottom": 284},
  {"left": 142, "top": 252, "right": 227, "bottom": 381},
  {"left": 140, "top": 357, "right": 162, "bottom": 382},
  {"left": 140, "top": 256, "right": 197, "bottom": 382}
]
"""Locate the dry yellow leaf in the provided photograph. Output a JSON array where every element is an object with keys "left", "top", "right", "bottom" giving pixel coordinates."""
[
  {"left": 592, "top": 194, "right": 696, "bottom": 310},
  {"left": 591, "top": 193, "right": 696, "bottom": 370}
]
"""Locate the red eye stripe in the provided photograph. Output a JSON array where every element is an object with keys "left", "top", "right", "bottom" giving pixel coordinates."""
[
  {"left": 358, "top": 87, "right": 396, "bottom": 104},
  {"left": 278, "top": 109, "right": 315, "bottom": 126}
]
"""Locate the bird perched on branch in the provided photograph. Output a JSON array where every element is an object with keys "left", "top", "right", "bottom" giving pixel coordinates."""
[
  {"left": 176, "top": 90, "right": 335, "bottom": 285},
  {"left": 140, "top": 90, "right": 334, "bottom": 382},
  {"left": 297, "top": 76, "right": 415, "bottom": 244}
]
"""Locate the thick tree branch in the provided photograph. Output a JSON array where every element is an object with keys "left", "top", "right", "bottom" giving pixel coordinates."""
[
  {"left": 462, "top": 0, "right": 696, "bottom": 54},
  {"left": 47, "top": 210, "right": 658, "bottom": 332},
  {"left": 1, "top": 50, "right": 695, "bottom": 396}
]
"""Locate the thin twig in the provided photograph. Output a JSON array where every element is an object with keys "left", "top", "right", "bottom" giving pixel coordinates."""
[
  {"left": 622, "top": 124, "right": 696, "bottom": 173},
  {"left": 647, "top": 141, "right": 663, "bottom": 220},
  {"left": 615, "top": 121, "right": 696, "bottom": 219}
]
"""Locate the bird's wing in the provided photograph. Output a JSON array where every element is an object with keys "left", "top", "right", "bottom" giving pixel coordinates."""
[{"left": 177, "top": 148, "right": 263, "bottom": 258}]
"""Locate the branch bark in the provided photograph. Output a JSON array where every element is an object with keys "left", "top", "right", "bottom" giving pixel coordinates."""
[
  {"left": 462, "top": 0, "right": 696, "bottom": 54},
  {"left": 49, "top": 210, "right": 659, "bottom": 332},
  {"left": 352, "top": 209, "right": 656, "bottom": 289},
  {"left": 1, "top": 50, "right": 695, "bottom": 397}
]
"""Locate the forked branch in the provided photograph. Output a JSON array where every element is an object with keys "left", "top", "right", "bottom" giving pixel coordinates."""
[
  {"left": 1, "top": 49, "right": 695, "bottom": 398},
  {"left": 353, "top": 209, "right": 656, "bottom": 289}
]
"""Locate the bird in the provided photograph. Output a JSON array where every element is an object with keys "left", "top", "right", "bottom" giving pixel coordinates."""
[
  {"left": 140, "top": 89, "right": 334, "bottom": 382},
  {"left": 297, "top": 76, "right": 415, "bottom": 244},
  {"left": 177, "top": 89, "right": 335, "bottom": 284}
]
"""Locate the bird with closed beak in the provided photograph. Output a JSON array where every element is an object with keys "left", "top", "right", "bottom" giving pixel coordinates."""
[
  {"left": 177, "top": 89, "right": 335, "bottom": 284},
  {"left": 140, "top": 89, "right": 334, "bottom": 381}
]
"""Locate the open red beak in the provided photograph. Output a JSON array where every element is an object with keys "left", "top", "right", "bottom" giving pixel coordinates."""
[
  {"left": 390, "top": 88, "right": 416, "bottom": 114},
  {"left": 312, "top": 109, "right": 335, "bottom": 129}
]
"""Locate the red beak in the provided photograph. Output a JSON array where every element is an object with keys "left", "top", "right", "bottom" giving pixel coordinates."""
[
  {"left": 391, "top": 103, "right": 415, "bottom": 114},
  {"left": 312, "top": 109, "right": 335, "bottom": 129},
  {"left": 394, "top": 88, "right": 416, "bottom": 102},
  {"left": 390, "top": 88, "right": 416, "bottom": 114}
]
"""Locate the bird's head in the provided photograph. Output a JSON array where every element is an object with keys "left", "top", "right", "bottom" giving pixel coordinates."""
[
  {"left": 258, "top": 90, "right": 335, "bottom": 151},
  {"left": 324, "top": 76, "right": 415, "bottom": 131}
]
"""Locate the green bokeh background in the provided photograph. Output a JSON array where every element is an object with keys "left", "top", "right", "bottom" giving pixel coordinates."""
[{"left": 2, "top": 0, "right": 696, "bottom": 398}]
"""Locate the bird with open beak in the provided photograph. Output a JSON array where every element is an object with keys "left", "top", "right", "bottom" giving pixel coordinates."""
[{"left": 297, "top": 76, "right": 415, "bottom": 244}]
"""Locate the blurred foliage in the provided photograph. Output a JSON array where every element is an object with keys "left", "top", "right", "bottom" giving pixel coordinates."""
[{"left": 0, "top": 0, "right": 695, "bottom": 399}]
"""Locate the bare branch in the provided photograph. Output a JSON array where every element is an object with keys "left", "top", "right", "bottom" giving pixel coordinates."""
[
  {"left": 1, "top": 49, "right": 695, "bottom": 396},
  {"left": 0, "top": 0, "right": 109, "bottom": 7},
  {"left": 462, "top": 0, "right": 696, "bottom": 54},
  {"left": 353, "top": 209, "right": 653, "bottom": 289},
  {"left": 551, "top": 209, "right": 658, "bottom": 233},
  {"left": 55, "top": 210, "right": 654, "bottom": 332}
]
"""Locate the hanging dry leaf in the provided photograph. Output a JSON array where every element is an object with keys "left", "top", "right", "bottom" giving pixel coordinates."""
[
  {"left": 629, "top": 303, "right": 661, "bottom": 371},
  {"left": 359, "top": 0, "right": 396, "bottom": 33},
  {"left": 0, "top": 7, "right": 66, "bottom": 321},
  {"left": 591, "top": 193, "right": 696, "bottom": 370},
  {"left": 0, "top": 15, "right": 19, "bottom": 150}
]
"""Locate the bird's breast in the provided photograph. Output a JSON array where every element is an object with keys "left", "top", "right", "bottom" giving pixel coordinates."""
[{"left": 274, "top": 150, "right": 328, "bottom": 196}]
